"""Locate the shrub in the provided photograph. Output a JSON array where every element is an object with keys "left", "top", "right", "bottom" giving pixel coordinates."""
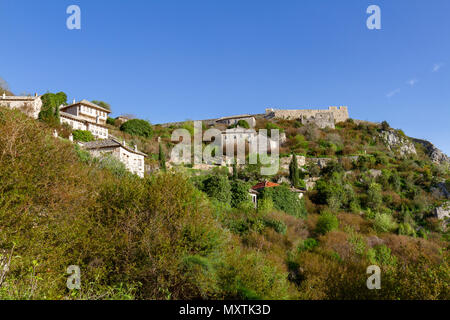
[
  {"left": 263, "top": 218, "right": 287, "bottom": 235},
  {"left": 298, "top": 238, "right": 318, "bottom": 252},
  {"left": 72, "top": 129, "right": 95, "bottom": 142},
  {"left": 259, "top": 186, "right": 307, "bottom": 218},
  {"left": 398, "top": 223, "right": 416, "bottom": 237},
  {"left": 315, "top": 211, "right": 339, "bottom": 235},
  {"left": 257, "top": 197, "right": 274, "bottom": 213},
  {"left": 106, "top": 117, "right": 116, "bottom": 125},
  {"left": 366, "top": 183, "right": 383, "bottom": 210},
  {"left": 120, "top": 119, "right": 153, "bottom": 138},
  {"left": 373, "top": 213, "right": 397, "bottom": 233},
  {"left": 367, "top": 245, "right": 397, "bottom": 266},
  {"left": 230, "top": 180, "right": 251, "bottom": 208},
  {"left": 203, "top": 174, "right": 232, "bottom": 203}
]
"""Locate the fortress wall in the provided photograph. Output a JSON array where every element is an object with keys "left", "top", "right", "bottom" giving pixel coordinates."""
[{"left": 266, "top": 106, "right": 349, "bottom": 123}]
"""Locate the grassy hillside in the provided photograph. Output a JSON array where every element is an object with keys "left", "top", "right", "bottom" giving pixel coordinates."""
[{"left": 0, "top": 107, "right": 449, "bottom": 300}]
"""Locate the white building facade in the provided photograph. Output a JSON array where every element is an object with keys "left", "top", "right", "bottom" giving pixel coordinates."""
[{"left": 60, "top": 100, "right": 110, "bottom": 139}]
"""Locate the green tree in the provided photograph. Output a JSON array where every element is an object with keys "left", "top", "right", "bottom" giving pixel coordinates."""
[
  {"left": 120, "top": 119, "right": 153, "bottom": 138},
  {"left": 159, "top": 143, "right": 166, "bottom": 171},
  {"left": 259, "top": 186, "right": 306, "bottom": 218},
  {"left": 230, "top": 180, "right": 251, "bottom": 208},
  {"left": 289, "top": 153, "right": 300, "bottom": 188},
  {"left": 38, "top": 92, "right": 67, "bottom": 125},
  {"left": 91, "top": 100, "right": 111, "bottom": 111},
  {"left": 203, "top": 174, "right": 232, "bottom": 203},
  {"left": 232, "top": 161, "right": 238, "bottom": 180},
  {"left": 366, "top": 183, "right": 382, "bottom": 210}
]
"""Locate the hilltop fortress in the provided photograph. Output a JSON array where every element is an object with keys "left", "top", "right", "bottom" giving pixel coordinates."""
[{"left": 265, "top": 106, "right": 349, "bottom": 128}]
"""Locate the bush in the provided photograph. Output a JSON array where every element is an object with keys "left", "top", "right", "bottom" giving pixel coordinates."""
[
  {"left": 263, "top": 217, "right": 287, "bottom": 235},
  {"left": 315, "top": 211, "right": 339, "bottom": 235},
  {"left": 259, "top": 186, "right": 307, "bottom": 218},
  {"left": 120, "top": 119, "right": 153, "bottom": 138},
  {"left": 298, "top": 238, "right": 318, "bottom": 252},
  {"left": 373, "top": 213, "right": 397, "bottom": 233},
  {"left": 72, "top": 129, "right": 95, "bottom": 142},
  {"left": 203, "top": 174, "right": 232, "bottom": 203},
  {"left": 367, "top": 245, "right": 397, "bottom": 266},
  {"left": 398, "top": 223, "right": 416, "bottom": 237},
  {"left": 230, "top": 180, "right": 251, "bottom": 208},
  {"left": 106, "top": 117, "right": 116, "bottom": 125}
]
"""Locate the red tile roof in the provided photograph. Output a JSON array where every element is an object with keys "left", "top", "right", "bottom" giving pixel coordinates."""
[{"left": 252, "top": 181, "right": 280, "bottom": 190}]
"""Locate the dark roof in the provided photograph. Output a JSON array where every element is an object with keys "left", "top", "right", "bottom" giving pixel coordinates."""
[{"left": 82, "top": 138, "right": 147, "bottom": 157}]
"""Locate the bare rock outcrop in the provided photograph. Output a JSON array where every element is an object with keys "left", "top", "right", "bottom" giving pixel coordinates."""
[
  {"left": 380, "top": 130, "right": 416, "bottom": 157},
  {"left": 412, "top": 138, "right": 449, "bottom": 165}
]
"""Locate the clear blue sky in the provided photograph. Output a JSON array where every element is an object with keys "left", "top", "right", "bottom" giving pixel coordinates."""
[{"left": 1, "top": 0, "right": 449, "bottom": 153}]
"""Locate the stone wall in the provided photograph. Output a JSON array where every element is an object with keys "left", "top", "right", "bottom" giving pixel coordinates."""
[{"left": 266, "top": 106, "right": 349, "bottom": 124}]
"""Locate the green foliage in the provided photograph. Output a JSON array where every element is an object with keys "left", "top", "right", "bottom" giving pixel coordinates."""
[
  {"left": 373, "top": 213, "right": 397, "bottom": 233},
  {"left": 366, "top": 183, "right": 383, "bottom": 210},
  {"left": 120, "top": 119, "right": 153, "bottom": 138},
  {"left": 259, "top": 186, "right": 306, "bottom": 218},
  {"left": 315, "top": 211, "right": 339, "bottom": 235},
  {"left": 289, "top": 153, "right": 301, "bottom": 188},
  {"left": 72, "top": 129, "right": 94, "bottom": 142},
  {"left": 158, "top": 143, "right": 166, "bottom": 171},
  {"left": 38, "top": 92, "right": 67, "bottom": 125},
  {"left": 229, "top": 120, "right": 250, "bottom": 129},
  {"left": 367, "top": 245, "right": 397, "bottom": 266},
  {"left": 398, "top": 223, "right": 416, "bottom": 237},
  {"left": 297, "top": 238, "right": 318, "bottom": 252},
  {"left": 381, "top": 121, "right": 390, "bottom": 131},
  {"left": 265, "top": 122, "right": 282, "bottom": 137},
  {"left": 106, "top": 117, "right": 116, "bottom": 125},
  {"left": 203, "top": 174, "right": 232, "bottom": 203},
  {"left": 230, "top": 180, "right": 251, "bottom": 208},
  {"left": 263, "top": 217, "right": 287, "bottom": 235},
  {"left": 257, "top": 197, "right": 274, "bottom": 213},
  {"left": 91, "top": 100, "right": 111, "bottom": 111},
  {"left": 97, "top": 154, "right": 130, "bottom": 178}
]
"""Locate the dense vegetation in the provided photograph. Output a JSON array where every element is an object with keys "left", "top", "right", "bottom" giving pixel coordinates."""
[{"left": 0, "top": 107, "right": 449, "bottom": 300}]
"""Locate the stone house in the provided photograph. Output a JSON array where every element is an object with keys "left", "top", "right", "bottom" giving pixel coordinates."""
[
  {"left": 0, "top": 93, "right": 42, "bottom": 119},
  {"left": 82, "top": 138, "right": 147, "bottom": 178},
  {"left": 60, "top": 100, "right": 110, "bottom": 139}
]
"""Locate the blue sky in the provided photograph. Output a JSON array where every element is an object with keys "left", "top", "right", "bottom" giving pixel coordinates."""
[{"left": 1, "top": 0, "right": 449, "bottom": 153}]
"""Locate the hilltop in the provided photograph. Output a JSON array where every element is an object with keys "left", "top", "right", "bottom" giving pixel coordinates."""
[{"left": 0, "top": 105, "right": 449, "bottom": 300}]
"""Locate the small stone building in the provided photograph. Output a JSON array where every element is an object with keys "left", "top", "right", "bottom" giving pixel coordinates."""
[
  {"left": 0, "top": 93, "right": 42, "bottom": 119},
  {"left": 82, "top": 139, "right": 147, "bottom": 178}
]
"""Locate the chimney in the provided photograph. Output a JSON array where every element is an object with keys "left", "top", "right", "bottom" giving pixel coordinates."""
[
  {"left": 69, "top": 134, "right": 74, "bottom": 142},
  {"left": 2, "top": 92, "right": 5, "bottom": 99},
  {"left": 34, "top": 92, "right": 37, "bottom": 97},
  {"left": 134, "top": 144, "right": 138, "bottom": 152},
  {"left": 123, "top": 139, "right": 126, "bottom": 146},
  {"left": 73, "top": 98, "right": 76, "bottom": 104}
]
